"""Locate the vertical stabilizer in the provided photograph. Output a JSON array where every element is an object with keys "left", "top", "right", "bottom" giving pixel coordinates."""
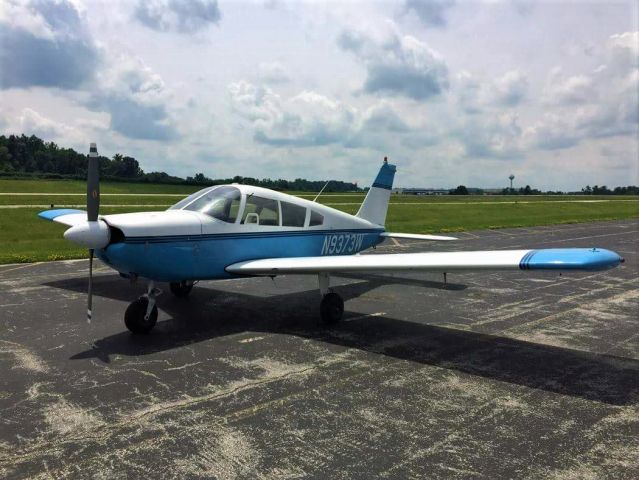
[{"left": 356, "top": 158, "right": 396, "bottom": 226}]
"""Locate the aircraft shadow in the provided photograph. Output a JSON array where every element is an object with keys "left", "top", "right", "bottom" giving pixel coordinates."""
[{"left": 45, "top": 274, "right": 638, "bottom": 406}]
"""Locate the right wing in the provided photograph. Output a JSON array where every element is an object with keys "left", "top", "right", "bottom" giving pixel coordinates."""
[{"left": 227, "top": 248, "right": 623, "bottom": 275}]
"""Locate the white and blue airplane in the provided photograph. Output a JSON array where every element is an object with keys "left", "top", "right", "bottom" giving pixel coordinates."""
[{"left": 39, "top": 144, "right": 624, "bottom": 334}]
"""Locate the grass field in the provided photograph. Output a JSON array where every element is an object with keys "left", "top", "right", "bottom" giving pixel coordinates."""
[{"left": 1, "top": 179, "right": 638, "bottom": 264}]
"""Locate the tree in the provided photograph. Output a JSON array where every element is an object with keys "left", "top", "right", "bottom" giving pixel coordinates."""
[{"left": 450, "top": 185, "right": 469, "bottom": 195}]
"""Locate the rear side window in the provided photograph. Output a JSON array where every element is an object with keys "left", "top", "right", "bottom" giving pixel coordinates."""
[
  {"left": 281, "top": 201, "right": 306, "bottom": 227},
  {"left": 242, "top": 195, "right": 280, "bottom": 226},
  {"left": 309, "top": 210, "right": 324, "bottom": 226}
]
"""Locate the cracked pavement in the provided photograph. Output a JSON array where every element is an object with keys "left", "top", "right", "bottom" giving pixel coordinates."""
[{"left": 0, "top": 220, "right": 638, "bottom": 479}]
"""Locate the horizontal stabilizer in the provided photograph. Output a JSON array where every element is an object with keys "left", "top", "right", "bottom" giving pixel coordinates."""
[
  {"left": 381, "top": 232, "right": 457, "bottom": 241},
  {"left": 227, "top": 248, "right": 623, "bottom": 276},
  {"left": 38, "top": 209, "right": 87, "bottom": 227}
]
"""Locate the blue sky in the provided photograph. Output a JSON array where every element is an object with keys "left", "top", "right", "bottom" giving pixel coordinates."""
[{"left": 1, "top": 0, "right": 637, "bottom": 190}]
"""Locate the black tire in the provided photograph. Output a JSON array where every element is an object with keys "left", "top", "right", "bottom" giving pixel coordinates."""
[
  {"left": 170, "top": 281, "right": 193, "bottom": 298},
  {"left": 320, "top": 292, "right": 344, "bottom": 325},
  {"left": 124, "top": 297, "right": 158, "bottom": 334}
]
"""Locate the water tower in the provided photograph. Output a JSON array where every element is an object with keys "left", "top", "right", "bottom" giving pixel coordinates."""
[{"left": 509, "top": 174, "right": 515, "bottom": 191}]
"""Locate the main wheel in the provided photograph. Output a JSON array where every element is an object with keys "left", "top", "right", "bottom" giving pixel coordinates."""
[
  {"left": 124, "top": 297, "right": 158, "bottom": 334},
  {"left": 170, "top": 281, "right": 193, "bottom": 298},
  {"left": 320, "top": 292, "right": 344, "bottom": 325}
]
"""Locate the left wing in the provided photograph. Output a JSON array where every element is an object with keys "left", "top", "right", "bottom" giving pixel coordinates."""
[
  {"left": 38, "top": 209, "right": 88, "bottom": 227},
  {"left": 226, "top": 248, "right": 623, "bottom": 275}
]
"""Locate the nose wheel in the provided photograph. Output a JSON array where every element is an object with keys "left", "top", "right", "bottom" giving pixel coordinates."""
[{"left": 124, "top": 281, "right": 161, "bottom": 334}]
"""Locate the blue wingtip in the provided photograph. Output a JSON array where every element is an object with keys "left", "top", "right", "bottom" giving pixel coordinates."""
[
  {"left": 520, "top": 248, "right": 623, "bottom": 271},
  {"left": 38, "top": 209, "right": 85, "bottom": 221}
]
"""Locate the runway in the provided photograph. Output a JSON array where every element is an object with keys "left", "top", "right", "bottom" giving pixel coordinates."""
[{"left": 1, "top": 220, "right": 637, "bottom": 478}]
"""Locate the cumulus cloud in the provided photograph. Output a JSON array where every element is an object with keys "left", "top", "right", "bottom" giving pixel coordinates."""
[
  {"left": 361, "top": 103, "right": 409, "bottom": 132},
  {"left": 338, "top": 24, "right": 449, "bottom": 100},
  {"left": 18, "top": 108, "right": 74, "bottom": 139},
  {"left": 542, "top": 71, "right": 596, "bottom": 106},
  {"left": 229, "top": 81, "right": 356, "bottom": 147},
  {"left": 134, "top": 0, "right": 221, "bottom": 33},
  {"left": 0, "top": 0, "right": 98, "bottom": 89},
  {"left": 533, "top": 31, "right": 638, "bottom": 149},
  {"left": 460, "top": 112, "right": 524, "bottom": 158},
  {"left": 491, "top": 70, "right": 528, "bottom": 106},
  {"left": 258, "top": 61, "right": 291, "bottom": 84},
  {"left": 228, "top": 81, "right": 428, "bottom": 150},
  {"left": 403, "top": 0, "right": 455, "bottom": 27},
  {"left": 456, "top": 70, "right": 528, "bottom": 113},
  {"left": 87, "top": 54, "right": 178, "bottom": 141}
]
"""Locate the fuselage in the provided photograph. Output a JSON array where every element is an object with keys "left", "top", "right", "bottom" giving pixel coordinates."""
[{"left": 96, "top": 184, "right": 384, "bottom": 282}]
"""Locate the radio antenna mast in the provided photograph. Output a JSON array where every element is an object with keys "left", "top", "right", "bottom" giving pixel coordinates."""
[{"left": 313, "top": 180, "right": 330, "bottom": 202}]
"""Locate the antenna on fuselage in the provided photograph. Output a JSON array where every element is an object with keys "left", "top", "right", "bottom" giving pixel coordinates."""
[{"left": 313, "top": 180, "right": 330, "bottom": 202}]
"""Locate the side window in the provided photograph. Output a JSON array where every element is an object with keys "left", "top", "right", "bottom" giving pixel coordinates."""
[
  {"left": 309, "top": 210, "right": 324, "bottom": 226},
  {"left": 281, "top": 201, "right": 306, "bottom": 227},
  {"left": 241, "top": 195, "right": 280, "bottom": 226}
]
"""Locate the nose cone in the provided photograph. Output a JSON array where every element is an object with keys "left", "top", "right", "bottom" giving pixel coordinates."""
[{"left": 64, "top": 220, "right": 110, "bottom": 249}]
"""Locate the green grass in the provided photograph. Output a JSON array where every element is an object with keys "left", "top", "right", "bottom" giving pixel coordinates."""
[
  {"left": 0, "top": 178, "right": 201, "bottom": 194},
  {"left": 0, "top": 179, "right": 637, "bottom": 264}
]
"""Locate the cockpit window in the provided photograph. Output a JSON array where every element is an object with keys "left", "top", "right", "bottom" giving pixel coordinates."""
[
  {"left": 181, "top": 186, "right": 241, "bottom": 223},
  {"left": 168, "top": 187, "right": 215, "bottom": 211}
]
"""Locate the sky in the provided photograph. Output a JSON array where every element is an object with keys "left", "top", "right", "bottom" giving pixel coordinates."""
[{"left": 0, "top": 0, "right": 637, "bottom": 190}]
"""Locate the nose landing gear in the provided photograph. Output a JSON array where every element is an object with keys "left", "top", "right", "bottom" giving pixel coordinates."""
[{"left": 124, "top": 281, "right": 161, "bottom": 334}]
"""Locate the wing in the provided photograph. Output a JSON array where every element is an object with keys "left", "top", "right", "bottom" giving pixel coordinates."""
[
  {"left": 381, "top": 232, "right": 457, "bottom": 241},
  {"left": 38, "top": 209, "right": 88, "bottom": 227},
  {"left": 226, "top": 248, "right": 623, "bottom": 275}
]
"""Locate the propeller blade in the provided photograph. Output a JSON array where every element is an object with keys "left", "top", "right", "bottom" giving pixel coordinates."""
[
  {"left": 88, "top": 248, "right": 93, "bottom": 323},
  {"left": 87, "top": 143, "right": 100, "bottom": 222}
]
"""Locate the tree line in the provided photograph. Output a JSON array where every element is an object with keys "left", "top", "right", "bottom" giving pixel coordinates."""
[
  {"left": 448, "top": 184, "right": 638, "bottom": 195},
  {"left": 0, "top": 134, "right": 360, "bottom": 192}
]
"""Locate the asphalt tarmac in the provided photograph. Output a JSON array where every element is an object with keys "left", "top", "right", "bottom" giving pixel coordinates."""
[{"left": 1, "top": 220, "right": 638, "bottom": 479}]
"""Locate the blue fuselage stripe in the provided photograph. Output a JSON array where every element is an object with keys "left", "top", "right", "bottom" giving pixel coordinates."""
[
  {"left": 124, "top": 228, "right": 384, "bottom": 244},
  {"left": 97, "top": 229, "right": 385, "bottom": 282}
]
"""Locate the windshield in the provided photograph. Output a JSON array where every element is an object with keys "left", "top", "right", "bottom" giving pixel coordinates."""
[
  {"left": 168, "top": 187, "right": 215, "bottom": 211},
  {"left": 180, "top": 186, "right": 242, "bottom": 223}
]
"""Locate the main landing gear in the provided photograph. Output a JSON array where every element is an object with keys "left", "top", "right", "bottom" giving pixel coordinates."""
[
  {"left": 124, "top": 281, "right": 161, "bottom": 334},
  {"left": 318, "top": 273, "right": 344, "bottom": 325}
]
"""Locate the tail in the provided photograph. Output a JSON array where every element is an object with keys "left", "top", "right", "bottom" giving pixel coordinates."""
[{"left": 356, "top": 158, "right": 396, "bottom": 226}]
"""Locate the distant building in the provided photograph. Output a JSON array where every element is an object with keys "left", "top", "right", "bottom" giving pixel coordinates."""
[{"left": 393, "top": 187, "right": 450, "bottom": 195}]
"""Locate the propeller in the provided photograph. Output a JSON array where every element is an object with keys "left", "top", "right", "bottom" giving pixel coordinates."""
[
  {"left": 87, "top": 143, "right": 99, "bottom": 323},
  {"left": 62, "top": 143, "right": 110, "bottom": 322}
]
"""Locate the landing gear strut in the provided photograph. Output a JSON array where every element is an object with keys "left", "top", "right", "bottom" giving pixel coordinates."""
[
  {"left": 124, "top": 281, "right": 161, "bottom": 334},
  {"left": 318, "top": 273, "right": 344, "bottom": 325}
]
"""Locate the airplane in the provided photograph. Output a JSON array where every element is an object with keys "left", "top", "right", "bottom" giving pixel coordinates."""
[{"left": 38, "top": 144, "right": 624, "bottom": 334}]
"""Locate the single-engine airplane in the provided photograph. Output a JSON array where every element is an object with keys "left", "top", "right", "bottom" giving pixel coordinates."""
[{"left": 39, "top": 144, "right": 624, "bottom": 334}]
